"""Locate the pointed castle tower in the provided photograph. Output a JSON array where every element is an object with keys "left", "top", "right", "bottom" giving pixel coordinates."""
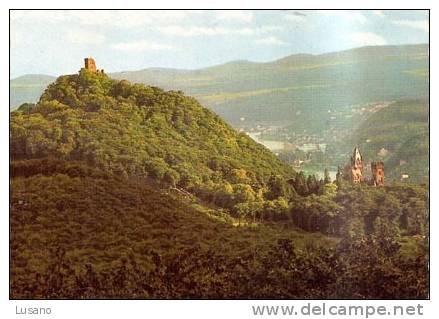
[
  {"left": 342, "top": 147, "right": 385, "bottom": 186},
  {"left": 348, "top": 147, "right": 364, "bottom": 183}
]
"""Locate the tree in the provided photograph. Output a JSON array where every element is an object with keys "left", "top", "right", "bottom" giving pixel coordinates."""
[
  {"left": 145, "top": 158, "right": 168, "bottom": 180},
  {"left": 267, "top": 175, "right": 295, "bottom": 200},
  {"left": 234, "top": 201, "right": 263, "bottom": 224},
  {"left": 324, "top": 168, "right": 331, "bottom": 184},
  {"left": 323, "top": 182, "right": 337, "bottom": 198},
  {"left": 233, "top": 184, "right": 256, "bottom": 203},
  {"left": 335, "top": 166, "right": 345, "bottom": 188},
  {"left": 163, "top": 169, "right": 180, "bottom": 187}
]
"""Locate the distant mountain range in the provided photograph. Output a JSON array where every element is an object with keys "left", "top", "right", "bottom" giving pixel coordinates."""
[
  {"left": 10, "top": 74, "right": 56, "bottom": 110},
  {"left": 11, "top": 44, "right": 429, "bottom": 130}
]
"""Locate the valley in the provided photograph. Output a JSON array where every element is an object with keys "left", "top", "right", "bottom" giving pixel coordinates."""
[
  {"left": 10, "top": 44, "right": 429, "bottom": 184},
  {"left": 10, "top": 63, "right": 429, "bottom": 299}
]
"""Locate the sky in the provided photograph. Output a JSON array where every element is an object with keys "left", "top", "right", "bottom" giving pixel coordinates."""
[{"left": 10, "top": 10, "right": 429, "bottom": 78}]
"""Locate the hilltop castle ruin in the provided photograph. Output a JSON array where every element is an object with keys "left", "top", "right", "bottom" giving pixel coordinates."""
[{"left": 83, "top": 57, "right": 104, "bottom": 74}]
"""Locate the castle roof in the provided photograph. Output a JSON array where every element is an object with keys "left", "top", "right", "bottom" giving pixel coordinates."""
[{"left": 351, "top": 147, "right": 362, "bottom": 165}]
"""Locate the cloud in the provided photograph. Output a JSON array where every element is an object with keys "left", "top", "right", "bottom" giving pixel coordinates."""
[
  {"left": 215, "top": 11, "right": 253, "bottom": 23},
  {"left": 372, "top": 10, "right": 385, "bottom": 18},
  {"left": 10, "top": 28, "right": 24, "bottom": 49},
  {"left": 11, "top": 10, "right": 72, "bottom": 24},
  {"left": 392, "top": 19, "right": 429, "bottom": 32},
  {"left": 347, "top": 32, "right": 387, "bottom": 47},
  {"left": 111, "top": 40, "right": 174, "bottom": 52},
  {"left": 285, "top": 12, "right": 307, "bottom": 23},
  {"left": 65, "top": 29, "right": 106, "bottom": 44},
  {"left": 11, "top": 10, "right": 188, "bottom": 28},
  {"left": 79, "top": 11, "right": 188, "bottom": 28},
  {"left": 153, "top": 25, "right": 228, "bottom": 37},
  {"left": 255, "top": 36, "right": 289, "bottom": 46},
  {"left": 293, "top": 11, "right": 307, "bottom": 17},
  {"left": 153, "top": 25, "right": 281, "bottom": 37},
  {"left": 318, "top": 10, "right": 368, "bottom": 24}
]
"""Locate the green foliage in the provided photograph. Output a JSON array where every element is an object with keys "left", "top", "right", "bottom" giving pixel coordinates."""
[
  {"left": 11, "top": 167, "right": 341, "bottom": 299},
  {"left": 11, "top": 70, "right": 295, "bottom": 212},
  {"left": 352, "top": 99, "right": 429, "bottom": 182},
  {"left": 11, "top": 229, "right": 428, "bottom": 299},
  {"left": 10, "top": 68, "right": 428, "bottom": 299},
  {"left": 10, "top": 161, "right": 428, "bottom": 299},
  {"left": 266, "top": 175, "right": 295, "bottom": 200},
  {"left": 288, "top": 171, "right": 323, "bottom": 196},
  {"left": 291, "top": 183, "right": 428, "bottom": 237},
  {"left": 333, "top": 234, "right": 428, "bottom": 299}
]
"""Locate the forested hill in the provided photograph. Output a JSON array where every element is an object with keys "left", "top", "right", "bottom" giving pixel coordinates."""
[
  {"left": 350, "top": 99, "right": 429, "bottom": 183},
  {"left": 10, "top": 68, "right": 429, "bottom": 299},
  {"left": 10, "top": 69, "right": 295, "bottom": 211}
]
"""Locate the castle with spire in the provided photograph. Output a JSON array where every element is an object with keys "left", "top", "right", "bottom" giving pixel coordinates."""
[{"left": 341, "top": 147, "right": 384, "bottom": 186}]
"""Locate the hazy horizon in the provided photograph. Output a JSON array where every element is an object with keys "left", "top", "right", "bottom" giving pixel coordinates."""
[
  {"left": 10, "top": 10, "right": 429, "bottom": 78},
  {"left": 10, "top": 42, "right": 429, "bottom": 79}
]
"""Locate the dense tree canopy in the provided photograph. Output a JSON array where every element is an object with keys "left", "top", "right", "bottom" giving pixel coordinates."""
[
  {"left": 11, "top": 70, "right": 296, "bottom": 211},
  {"left": 10, "top": 69, "right": 429, "bottom": 299}
]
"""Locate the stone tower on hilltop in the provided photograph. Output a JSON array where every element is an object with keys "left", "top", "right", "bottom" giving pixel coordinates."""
[
  {"left": 84, "top": 58, "right": 97, "bottom": 72},
  {"left": 371, "top": 161, "right": 385, "bottom": 186},
  {"left": 83, "top": 57, "right": 104, "bottom": 73}
]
